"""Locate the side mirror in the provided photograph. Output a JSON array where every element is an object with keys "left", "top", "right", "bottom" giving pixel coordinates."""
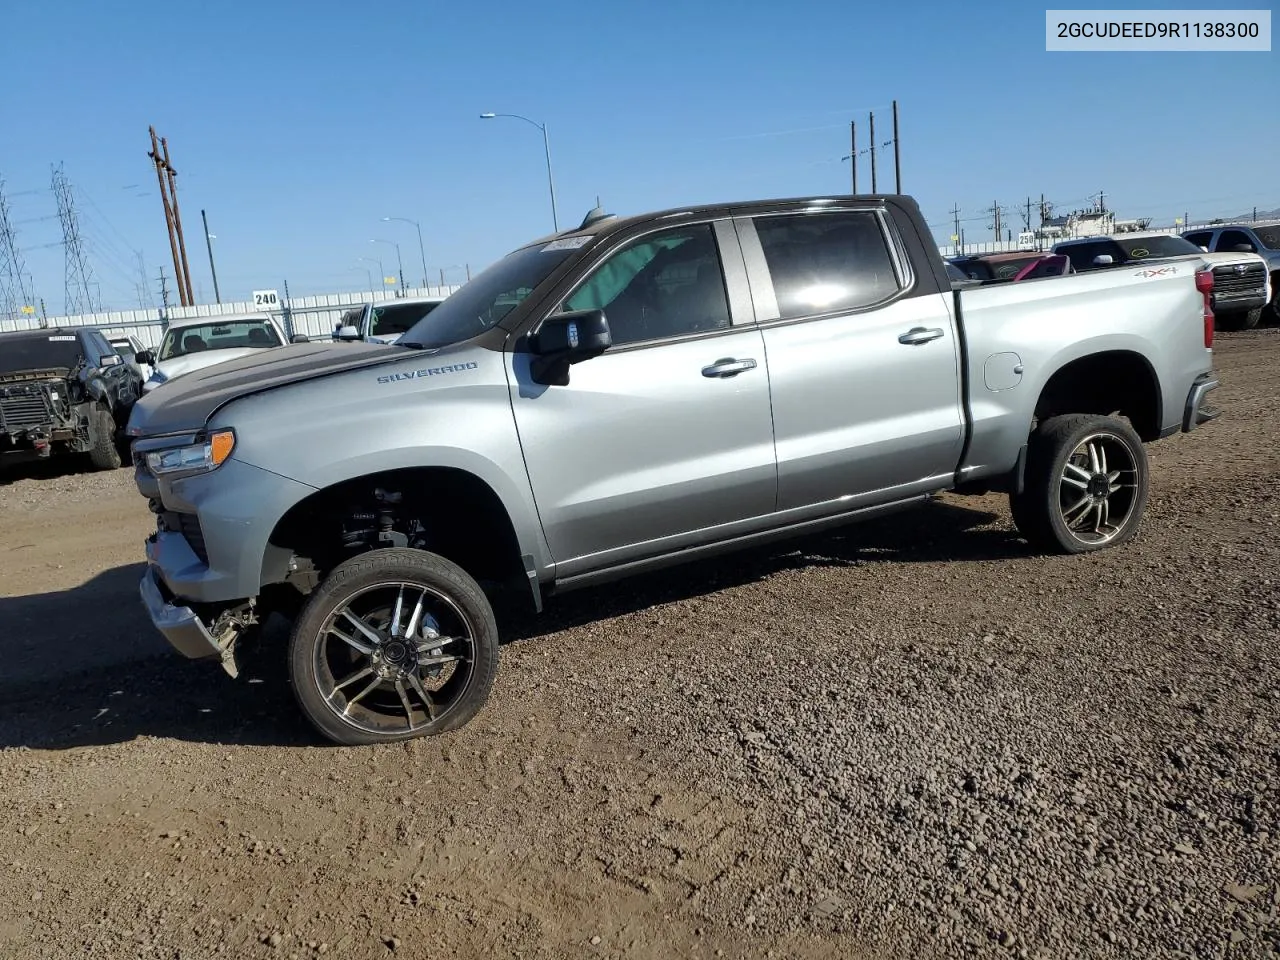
[
  {"left": 1091, "top": 254, "right": 1114, "bottom": 266},
  {"left": 528, "top": 309, "right": 612, "bottom": 385},
  {"left": 1231, "top": 243, "right": 1256, "bottom": 253},
  {"left": 98, "top": 354, "right": 123, "bottom": 367},
  {"left": 336, "top": 325, "right": 360, "bottom": 341},
  {"left": 290, "top": 333, "right": 310, "bottom": 344},
  {"left": 135, "top": 350, "right": 155, "bottom": 366}
]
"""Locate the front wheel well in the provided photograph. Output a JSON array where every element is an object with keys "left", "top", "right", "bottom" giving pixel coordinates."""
[
  {"left": 1033, "top": 351, "right": 1163, "bottom": 442},
  {"left": 265, "top": 466, "right": 526, "bottom": 598}
]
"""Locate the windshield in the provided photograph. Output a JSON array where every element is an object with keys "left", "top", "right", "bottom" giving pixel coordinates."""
[
  {"left": 158, "top": 319, "right": 282, "bottom": 361},
  {"left": 398, "top": 239, "right": 590, "bottom": 349},
  {"left": 370, "top": 301, "right": 442, "bottom": 338},
  {"left": 0, "top": 332, "right": 84, "bottom": 376}
]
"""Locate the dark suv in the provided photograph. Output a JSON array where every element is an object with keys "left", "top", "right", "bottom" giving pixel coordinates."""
[{"left": 0, "top": 326, "right": 144, "bottom": 471}]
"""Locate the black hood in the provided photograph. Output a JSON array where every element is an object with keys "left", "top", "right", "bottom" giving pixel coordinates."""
[{"left": 127, "top": 341, "right": 410, "bottom": 437}]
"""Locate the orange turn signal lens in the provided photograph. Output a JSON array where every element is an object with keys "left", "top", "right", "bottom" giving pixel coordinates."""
[{"left": 209, "top": 430, "right": 235, "bottom": 467}]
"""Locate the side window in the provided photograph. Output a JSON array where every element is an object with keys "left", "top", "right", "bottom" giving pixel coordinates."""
[
  {"left": 752, "top": 211, "right": 902, "bottom": 320},
  {"left": 1183, "top": 231, "right": 1213, "bottom": 249},
  {"left": 562, "top": 223, "right": 731, "bottom": 346},
  {"left": 1216, "top": 229, "right": 1256, "bottom": 252}
]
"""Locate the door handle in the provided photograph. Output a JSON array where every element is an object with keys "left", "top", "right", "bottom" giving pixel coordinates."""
[
  {"left": 898, "top": 327, "right": 945, "bottom": 345},
  {"left": 702, "top": 357, "right": 758, "bottom": 378}
]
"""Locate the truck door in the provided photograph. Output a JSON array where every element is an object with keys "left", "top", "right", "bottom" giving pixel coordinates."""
[
  {"left": 507, "top": 220, "right": 777, "bottom": 576},
  {"left": 736, "top": 207, "right": 964, "bottom": 513}
]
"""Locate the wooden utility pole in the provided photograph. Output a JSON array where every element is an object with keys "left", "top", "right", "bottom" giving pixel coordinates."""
[
  {"left": 869, "top": 111, "right": 878, "bottom": 192},
  {"left": 148, "top": 126, "right": 194, "bottom": 306},
  {"left": 891, "top": 99, "right": 901, "bottom": 193},
  {"left": 849, "top": 120, "right": 858, "bottom": 193}
]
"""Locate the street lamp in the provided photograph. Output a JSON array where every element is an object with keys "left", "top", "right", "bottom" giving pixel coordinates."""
[
  {"left": 382, "top": 217, "right": 428, "bottom": 288},
  {"left": 369, "top": 239, "right": 404, "bottom": 294},
  {"left": 358, "top": 256, "right": 383, "bottom": 293},
  {"left": 480, "top": 112, "right": 560, "bottom": 232}
]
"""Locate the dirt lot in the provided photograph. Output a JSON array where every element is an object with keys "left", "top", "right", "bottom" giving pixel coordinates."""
[{"left": 1, "top": 331, "right": 1277, "bottom": 960}]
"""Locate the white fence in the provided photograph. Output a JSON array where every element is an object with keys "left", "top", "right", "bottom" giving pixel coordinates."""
[{"left": 0, "top": 284, "right": 463, "bottom": 347}]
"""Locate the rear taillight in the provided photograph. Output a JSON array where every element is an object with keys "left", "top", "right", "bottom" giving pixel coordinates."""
[{"left": 1195, "top": 269, "right": 1214, "bottom": 348}]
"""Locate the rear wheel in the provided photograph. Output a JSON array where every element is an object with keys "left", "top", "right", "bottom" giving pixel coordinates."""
[
  {"left": 288, "top": 547, "right": 500, "bottom": 746},
  {"left": 87, "top": 406, "right": 122, "bottom": 470},
  {"left": 1009, "top": 414, "right": 1149, "bottom": 554}
]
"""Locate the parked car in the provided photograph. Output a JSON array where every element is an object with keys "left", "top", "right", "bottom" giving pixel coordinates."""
[
  {"left": 1181, "top": 223, "right": 1280, "bottom": 327},
  {"left": 108, "top": 333, "right": 153, "bottom": 381},
  {"left": 1053, "top": 231, "right": 1270, "bottom": 331},
  {"left": 333, "top": 296, "right": 446, "bottom": 345},
  {"left": 137, "top": 312, "right": 307, "bottom": 393},
  {"left": 127, "top": 192, "right": 1221, "bottom": 746},
  {"left": 0, "top": 326, "right": 143, "bottom": 470},
  {"left": 948, "top": 251, "right": 1068, "bottom": 282}
]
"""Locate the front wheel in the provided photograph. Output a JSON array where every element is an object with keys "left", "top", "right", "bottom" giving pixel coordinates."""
[
  {"left": 1010, "top": 414, "right": 1150, "bottom": 555},
  {"left": 87, "top": 406, "right": 122, "bottom": 470},
  {"left": 288, "top": 548, "right": 500, "bottom": 746}
]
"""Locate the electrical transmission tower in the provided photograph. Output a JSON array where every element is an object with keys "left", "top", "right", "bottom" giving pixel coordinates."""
[
  {"left": 0, "top": 177, "right": 34, "bottom": 320},
  {"left": 52, "top": 163, "right": 98, "bottom": 315}
]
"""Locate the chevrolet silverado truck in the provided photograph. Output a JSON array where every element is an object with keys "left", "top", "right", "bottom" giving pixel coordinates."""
[
  {"left": 1053, "top": 231, "right": 1270, "bottom": 331},
  {"left": 1, "top": 326, "right": 143, "bottom": 471},
  {"left": 126, "top": 193, "right": 1221, "bottom": 746}
]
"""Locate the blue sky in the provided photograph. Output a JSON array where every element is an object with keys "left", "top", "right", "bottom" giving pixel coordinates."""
[{"left": 1, "top": 0, "right": 1275, "bottom": 315}]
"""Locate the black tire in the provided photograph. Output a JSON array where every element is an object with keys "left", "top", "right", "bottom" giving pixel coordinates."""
[
  {"left": 1265, "top": 291, "right": 1280, "bottom": 327},
  {"left": 1238, "top": 307, "right": 1262, "bottom": 331},
  {"left": 87, "top": 406, "right": 122, "bottom": 470},
  {"left": 1011, "top": 414, "right": 1149, "bottom": 555},
  {"left": 288, "top": 547, "right": 499, "bottom": 746}
]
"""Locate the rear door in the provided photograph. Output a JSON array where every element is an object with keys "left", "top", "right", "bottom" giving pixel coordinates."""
[
  {"left": 508, "top": 219, "right": 777, "bottom": 576},
  {"left": 734, "top": 207, "right": 964, "bottom": 513}
]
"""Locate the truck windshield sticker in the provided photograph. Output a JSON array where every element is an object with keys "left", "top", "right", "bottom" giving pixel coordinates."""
[
  {"left": 540, "top": 236, "right": 593, "bottom": 252},
  {"left": 48, "top": 335, "right": 76, "bottom": 342},
  {"left": 376, "top": 361, "right": 479, "bottom": 384}
]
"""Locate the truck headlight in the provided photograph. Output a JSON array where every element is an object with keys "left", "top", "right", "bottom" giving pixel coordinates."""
[{"left": 146, "top": 429, "right": 236, "bottom": 476}]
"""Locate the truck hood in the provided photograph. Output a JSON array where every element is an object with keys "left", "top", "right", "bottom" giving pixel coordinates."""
[
  {"left": 127, "top": 341, "right": 407, "bottom": 437},
  {"left": 151, "top": 347, "right": 269, "bottom": 384}
]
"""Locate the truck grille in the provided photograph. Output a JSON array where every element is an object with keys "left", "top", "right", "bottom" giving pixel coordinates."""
[
  {"left": 1212, "top": 263, "right": 1267, "bottom": 304},
  {"left": 175, "top": 513, "right": 209, "bottom": 565},
  {"left": 0, "top": 392, "right": 51, "bottom": 429}
]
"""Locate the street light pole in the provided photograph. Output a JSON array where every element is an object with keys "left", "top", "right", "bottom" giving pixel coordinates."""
[
  {"left": 201, "top": 209, "right": 221, "bottom": 303},
  {"left": 359, "top": 256, "right": 384, "bottom": 293},
  {"left": 383, "top": 217, "right": 428, "bottom": 288},
  {"left": 480, "top": 112, "right": 560, "bottom": 232},
  {"left": 370, "top": 239, "right": 405, "bottom": 295}
]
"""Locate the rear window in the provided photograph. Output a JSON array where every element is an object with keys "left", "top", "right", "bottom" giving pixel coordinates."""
[
  {"left": 157, "top": 319, "right": 282, "bottom": 361},
  {"left": 0, "top": 332, "right": 84, "bottom": 375}
]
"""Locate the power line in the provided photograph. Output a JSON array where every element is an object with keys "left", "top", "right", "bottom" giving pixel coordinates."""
[{"left": 52, "top": 162, "right": 98, "bottom": 315}]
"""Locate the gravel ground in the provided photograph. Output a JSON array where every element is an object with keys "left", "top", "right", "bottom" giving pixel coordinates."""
[{"left": 1, "top": 330, "right": 1277, "bottom": 960}]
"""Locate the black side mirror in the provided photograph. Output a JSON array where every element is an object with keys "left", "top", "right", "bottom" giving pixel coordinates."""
[
  {"left": 290, "top": 333, "right": 310, "bottom": 344},
  {"left": 529, "top": 309, "right": 612, "bottom": 385},
  {"left": 135, "top": 350, "right": 155, "bottom": 366},
  {"left": 1231, "top": 243, "right": 1256, "bottom": 253}
]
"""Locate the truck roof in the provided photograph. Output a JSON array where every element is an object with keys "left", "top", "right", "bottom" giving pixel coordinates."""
[
  {"left": 513, "top": 193, "right": 922, "bottom": 251},
  {"left": 165, "top": 312, "right": 276, "bottom": 330}
]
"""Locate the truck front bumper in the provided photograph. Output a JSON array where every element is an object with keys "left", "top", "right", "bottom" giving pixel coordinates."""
[
  {"left": 1183, "top": 372, "right": 1220, "bottom": 432},
  {"left": 139, "top": 561, "right": 222, "bottom": 661}
]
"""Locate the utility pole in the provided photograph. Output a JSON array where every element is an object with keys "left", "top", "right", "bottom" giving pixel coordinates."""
[
  {"left": 439, "top": 267, "right": 445, "bottom": 287},
  {"left": 990, "top": 201, "right": 1003, "bottom": 242},
  {"left": 1023, "top": 196, "right": 1034, "bottom": 233},
  {"left": 868, "top": 111, "right": 878, "bottom": 193},
  {"left": 148, "top": 126, "right": 194, "bottom": 306},
  {"left": 1097, "top": 190, "right": 1106, "bottom": 213},
  {"left": 39, "top": 297, "right": 48, "bottom": 328},
  {"left": 157, "top": 266, "right": 171, "bottom": 312},
  {"left": 892, "top": 99, "right": 901, "bottom": 193},
  {"left": 849, "top": 121, "right": 857, "bottom": 193},
  {"left": 201, "top": 209, "right": 221, "bottom": 303},
  {"left": 950, "top": 203, "right": 961, "bottom": 252},
  {"left": 52, "top": 163, "right": 97, "bottom": 315}
]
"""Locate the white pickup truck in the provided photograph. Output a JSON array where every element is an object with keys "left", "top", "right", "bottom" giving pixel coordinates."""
[{"left": 137, "top": 312, "right": 306, "bottom": 393}]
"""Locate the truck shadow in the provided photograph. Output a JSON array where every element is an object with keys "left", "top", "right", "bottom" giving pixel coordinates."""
[{"left": 0, "top": 499, "right": 1025, "bottom": 751}]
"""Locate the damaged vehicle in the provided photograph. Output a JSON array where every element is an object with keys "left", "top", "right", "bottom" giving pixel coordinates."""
[{"left": 0, "top": 326, "right": 143, "bottom": 470}]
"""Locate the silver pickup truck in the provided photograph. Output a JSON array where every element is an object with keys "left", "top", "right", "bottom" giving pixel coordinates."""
[{"left": 126, "top": 193, "right": 1221, "bottom": 745}]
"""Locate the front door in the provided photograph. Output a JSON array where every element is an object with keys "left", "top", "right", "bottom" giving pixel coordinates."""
[
  {"left": 740, "top": 208, "right": 965, "bottom": 513},
  {"left": 508, "top": 221, "right": 777, "bottom": 576}
]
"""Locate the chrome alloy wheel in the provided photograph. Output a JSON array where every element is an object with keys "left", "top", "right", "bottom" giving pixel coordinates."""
[
  {"left": 1056, "top": 431, "right": 1141, "bottom": 546},
  {"left": 312, "top": 581, "right": 476, "bottom": 737}
]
